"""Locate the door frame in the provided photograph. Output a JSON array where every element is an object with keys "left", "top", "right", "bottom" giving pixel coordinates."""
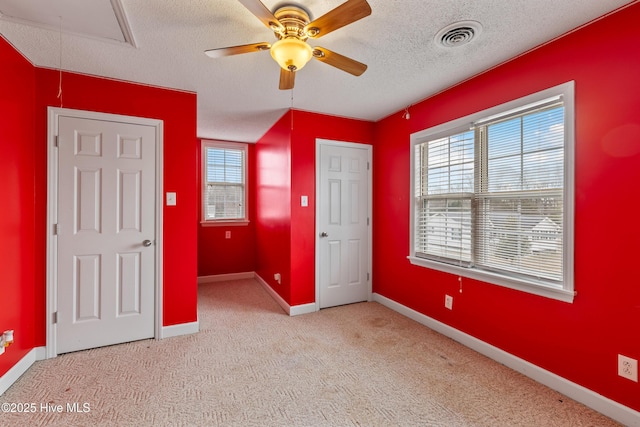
[
  {"left": 314, "top": 139, "right": 373, "bottom": 311},
  {"left": 46, "top": 107, "right": 164, "bottom": 358}
]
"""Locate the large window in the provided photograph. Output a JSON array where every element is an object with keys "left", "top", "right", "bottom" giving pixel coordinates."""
[
  {"left": 201, "top": 140, "right": 248, "bottom": 225},
  {"left": 410, "top": 82, "right": 574, "bottom": 302}
]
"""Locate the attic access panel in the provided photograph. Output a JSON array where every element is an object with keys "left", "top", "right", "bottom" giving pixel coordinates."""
[{"left": 0, "top": 0, "right": 135, "bottom": 45}]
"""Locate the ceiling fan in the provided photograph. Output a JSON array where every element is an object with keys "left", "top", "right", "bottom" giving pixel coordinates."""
[{"left": 205, "top": 0, "right": 372, "bottom": 90}]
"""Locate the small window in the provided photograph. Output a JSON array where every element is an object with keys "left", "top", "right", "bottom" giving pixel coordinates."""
[
  {"left": 201, "top": 140, "right": 248, "bottom": 225},
  {"left": 410, "top": 82, "right": 575, "bottom": 302}
]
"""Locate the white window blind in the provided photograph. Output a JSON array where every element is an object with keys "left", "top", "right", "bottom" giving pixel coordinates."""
[
  {"left": 202, "top": 141, "right": 247, "bottom": 222},
  {"left": 415, "top": 130, "right": 474, "bottom": 265},
  {"left": 410, "top": 82, "right": 574, "bottom": 301},
  {"left": 476, "top": 102, "right": 564, "bottom": 283}
]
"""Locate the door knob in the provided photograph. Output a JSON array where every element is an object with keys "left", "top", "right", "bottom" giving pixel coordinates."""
[
  {"left": 320, "top": 232, "right": 329, "bottom": 237},
  {"left": 142, "top": 239, "right": 153, "bottom": 247}
]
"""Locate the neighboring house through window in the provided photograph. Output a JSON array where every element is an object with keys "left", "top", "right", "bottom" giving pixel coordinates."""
[
  {"left": 409, "top": 82, "right": 575, "bottom": 302},
  {"left": 201, "top": 140, "right": 248, "bottom": 225}
]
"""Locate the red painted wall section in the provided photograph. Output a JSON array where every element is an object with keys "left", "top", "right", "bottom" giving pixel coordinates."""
[
  {"left": 255, "top": 110, "right": 374, "bottom": 307},
  {"left": 197, "top": 142, "right": 257, "bottom": 276},
  {"left": 255, "top": 111, "right": 292, "bottom": 303},
  {"left": 0, "top": 37, "right": 37, "bottom": 377},
  {"left": 34, "top": 69, "right": 199, "bottom": 328},
  {"left": 373, "top": 3, "right": 640, "bottom": 411},
  {"left": 289, "top": 110, "right": 374, "bottom": 306}
]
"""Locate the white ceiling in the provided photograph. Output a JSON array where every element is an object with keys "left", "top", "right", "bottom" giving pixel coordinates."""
[{"left": 0, "top": 0, "right": 635, "bottom": 143}]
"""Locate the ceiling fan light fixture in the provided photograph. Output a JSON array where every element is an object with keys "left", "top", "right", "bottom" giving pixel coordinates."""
[{"left": 270, "top": 38, "right": 313, "bottom": 71}]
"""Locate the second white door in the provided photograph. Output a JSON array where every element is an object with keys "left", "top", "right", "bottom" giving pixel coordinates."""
[
  {"left": 56, "top": 114, "right": 157, "bottom": 354},
  {"left": 317, "top": 140, "right": 371, "bottom": 309}
]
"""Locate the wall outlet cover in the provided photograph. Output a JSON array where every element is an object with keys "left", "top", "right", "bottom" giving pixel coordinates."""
[{"left": 618, "top": 354, "right": 638, "bottom": 382}]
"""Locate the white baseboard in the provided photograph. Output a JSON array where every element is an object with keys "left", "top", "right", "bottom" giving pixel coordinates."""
[
  {"left": 0, "top": 347, "right": 46, "bottom": 396},
  {"left": 373, "top": 293, "right": 640, "bottom": 427},
  {"left": 255, "top": 273, "right": 290, "bottom": 315},
  {"left": 198, "top": 272, "right": 254, "bottom": 284},
  {"left": 160, "top": 320, "right": 199, "bottom": 339},
  {"left": 290, "top": 303, "right": 316, "bottom": 316},
  {"left": 253, "top": 273, "right": 315, "bottom": 316}
]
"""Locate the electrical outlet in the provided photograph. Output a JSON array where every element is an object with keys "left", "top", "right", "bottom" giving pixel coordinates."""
[
  {"left": 618, "top": 354, "right": 638, "bottom": 382},
  {"left": 444, "top": 294, "right": 453, "bottom": 310},
  {"left": 225, "top": 230, "right": 231, "bottom": 239},
  {"left": 274, "top": 273, "right": 281, "bottom": 284}
]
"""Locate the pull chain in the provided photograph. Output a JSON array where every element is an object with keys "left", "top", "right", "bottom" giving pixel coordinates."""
[{"left": 290, "top": 87, "right": 294, "bottom": 130}]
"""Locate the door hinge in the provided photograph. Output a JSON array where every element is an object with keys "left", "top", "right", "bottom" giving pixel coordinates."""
[
  {"left": 367, "top": 273, "right": 370, "bottom": 281},
  {"left": 53, "top": 223, "right": 58, "bottom": 235},
  {"left": 54, "top": 135, "right": 59, "bottom": 147},
  {"left": 52, "top": 312, "right": 58, "bottom": 324},
  {"left": 367, "top": 161, "right": 370, "bottom": 170}
]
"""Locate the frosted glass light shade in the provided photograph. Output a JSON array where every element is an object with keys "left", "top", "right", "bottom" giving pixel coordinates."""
[{"left": 270, "top": 38, "right": 313, "bottom": 71}]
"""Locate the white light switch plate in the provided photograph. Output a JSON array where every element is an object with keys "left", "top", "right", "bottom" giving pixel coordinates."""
[
  {"left": 166, "top": 192, "right": 177, "bottom": 206},
  {"left": 301, "top": 195, "right": 308, "bottom": 207}
]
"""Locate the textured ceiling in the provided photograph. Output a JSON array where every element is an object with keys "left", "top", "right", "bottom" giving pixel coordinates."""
[{"left": 0, "top": 0, "right": 635, "bottom": 142}]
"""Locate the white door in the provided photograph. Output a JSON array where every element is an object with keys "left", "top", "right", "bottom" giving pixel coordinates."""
[
  {"left": 56, "top": 115, "right": 156, "bottom": 354},
  {"left": 317, "top": 140, "right": 371, "bottom": 309}
]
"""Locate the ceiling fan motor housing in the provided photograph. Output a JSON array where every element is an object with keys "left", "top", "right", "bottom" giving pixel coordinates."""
[{"left": 273, "top": 6, "right": 311, "bottom": 40}]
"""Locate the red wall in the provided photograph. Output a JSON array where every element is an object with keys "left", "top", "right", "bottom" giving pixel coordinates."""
[
  {"left": 197, "top": 143, "right": 257, "bottom": 276},
  {"left": 0, "top": 37, "right": 198, "bottom": 378},
  {"left": 373, "top": 3, "right": 640, "bottom": 411},
  {"left": 255, "top": 110, "right": 374, "bottom": 306},
  {"left": 255, "top": 112, "right": 293, "bottom": 303},
  {"left": 289, "top": 111, "right": 375, "bottom": 305},
  {"left": 34, "top": 69, "right": 199, "bottom": 330},
  {"left": 0, "top": 38, "right": 37, "bottom": 377}
]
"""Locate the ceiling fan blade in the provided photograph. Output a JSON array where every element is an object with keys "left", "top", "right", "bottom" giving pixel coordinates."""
[
  {"left": 237, "top": 0, "right": 284, "bottom": 32},
  {"left": 279, "top": 69, "right": 295, "bottom": 90},
  {"left": 304, "top": 0, "right": 371, "bottom": 39},
  {"left": 312, "top": 47, "right": 367, "bottom": 76},
  {"left": 205, "top": 42, "right": 271, "bottom": 58}
]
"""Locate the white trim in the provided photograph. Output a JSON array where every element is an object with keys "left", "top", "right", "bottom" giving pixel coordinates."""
[
  {"left": 160, "top": 321, "right": 199, "bottom": 339},
  {"left": 373, "top": 293, "right": 640, "bottom": 427},
  {"left": 290, "top": 303, "right": 317, "bottom": 316},
  {"left": 407, "top": 256, "right": 575, "bottom": 303},
  {"left": 201, "top": 140, "right": 249, "bottom": 224},
  {"left": 0, "top": 347, "right": 46, "bottom": 396},
  {"left": 255, "top": 273, "right": 290, "bottom": 315},
  {"left": 315, "top": 139, "right": 373, "bottom": 311},
  {"left": 198, "top": 272, "right": 255, "bottom": 284},
  {"left": 46, "top": 107, "right": 164, "bottom": 358}
]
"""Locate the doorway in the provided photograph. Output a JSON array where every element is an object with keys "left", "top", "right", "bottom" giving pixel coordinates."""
[
  {"left": 316, "top": 139, "right": 372, "bottom": 309},
  {"left": 46, "top": 108, "right": 163, "bottom": 357}
]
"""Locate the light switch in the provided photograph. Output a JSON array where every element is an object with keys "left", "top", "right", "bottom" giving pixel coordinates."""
[
  {"left": 301, "top": 195, "right": 308, "bottom": 207},
  {"left": 166, "top": 192, "right": 177, "bottom": 206}
]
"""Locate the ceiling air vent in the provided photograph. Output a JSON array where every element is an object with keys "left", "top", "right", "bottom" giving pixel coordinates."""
[{"left": 436, "top": 21, "right": 482, "bottom": 47}]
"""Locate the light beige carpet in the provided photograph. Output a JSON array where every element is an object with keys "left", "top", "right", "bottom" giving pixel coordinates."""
[{"left": 0, "top": 279, "right": 620, "bottom": 426}]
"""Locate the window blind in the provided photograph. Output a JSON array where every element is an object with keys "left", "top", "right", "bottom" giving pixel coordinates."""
[
  {"left": 414, "top": 102, "right": 565, "bottom": 285},
  {"left": 204, "top": 146, "right": 245, "bottom": 220},
  {"left": 475, "top": 103, "right": 564, "bottom": 283}
]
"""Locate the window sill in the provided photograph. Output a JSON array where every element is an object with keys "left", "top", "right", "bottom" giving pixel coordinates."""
[
  {"left": 407, "top": 256, "right": 575, "bottom": 303},
  {"left": 200, "top": 220, "right": 249, "bottom": 227}
]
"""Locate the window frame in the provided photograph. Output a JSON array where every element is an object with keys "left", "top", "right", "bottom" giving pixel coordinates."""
[
  {"left": 200, "top": 140, "right": 249, "bottom": 227},
  {"left": 409, "top": 82, "right": 575, "bottom": 302}
]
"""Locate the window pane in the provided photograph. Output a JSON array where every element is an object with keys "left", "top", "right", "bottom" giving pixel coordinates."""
[
  {"left": 424, "top": 130, "right": 474, "bottom": 195},
  {"left": 523, "top": 107, "right": 564, "bottom": 153},
  {"left": 203, "top": 143, "right": 246, "bottom": 221},
  {"left": 476, "top": 194, "right": 562, "bottom": 282},
  {"left": 205, "top": 184, "right": 245, "bottom": 219},
  {"left": 416, "top": 198, "right": 472, "bottom": 263}
]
